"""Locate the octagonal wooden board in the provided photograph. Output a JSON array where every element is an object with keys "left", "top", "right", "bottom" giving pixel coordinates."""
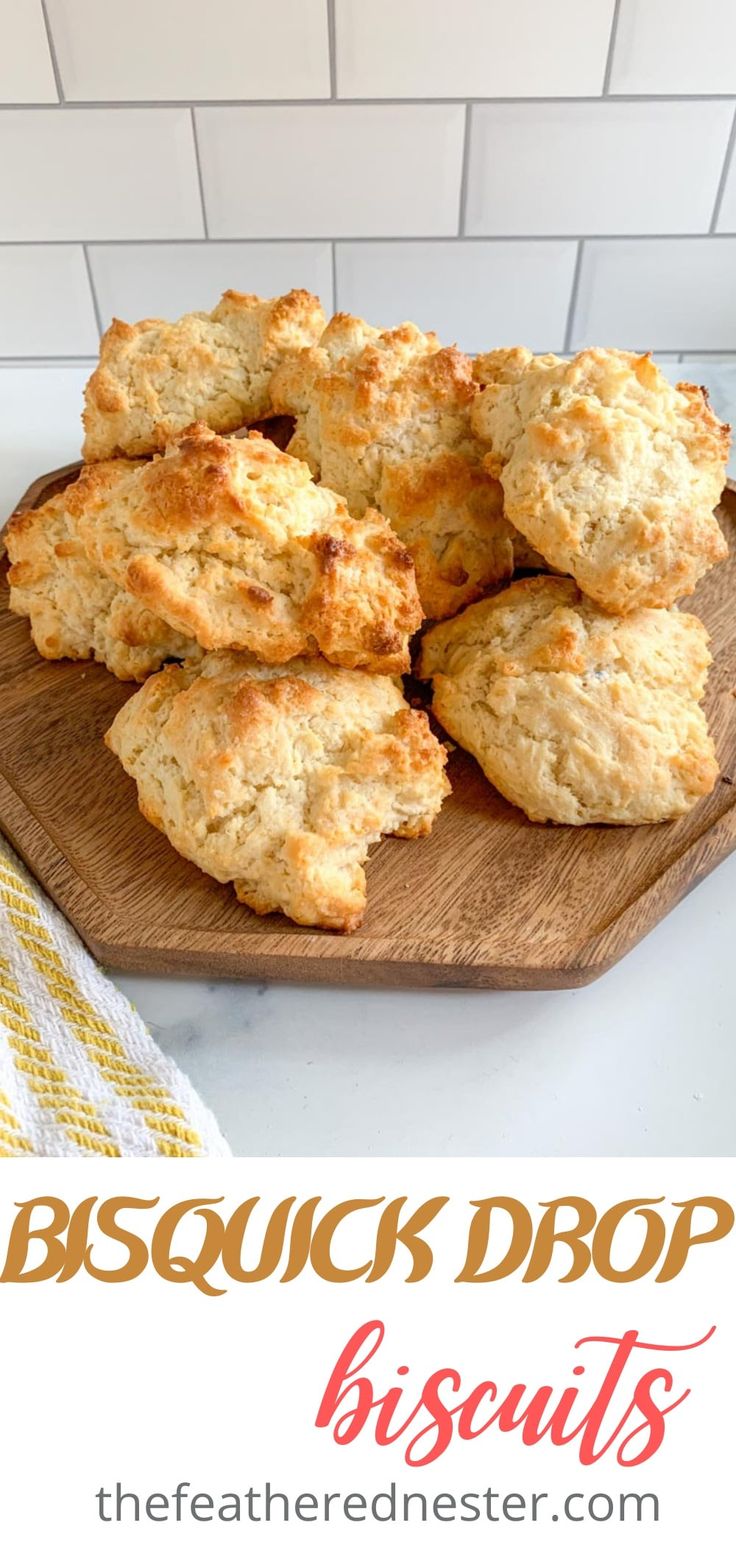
[{"left": 1, "top": 464, "right": 735, "bottom": 990}]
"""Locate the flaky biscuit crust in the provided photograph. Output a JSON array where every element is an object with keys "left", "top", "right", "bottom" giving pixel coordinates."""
[
  {"left": 82, "top": 288, "right": 325, "bottom": 461},
  {"left": 272, "top": 314, "right": 512, "bottom": 618},
  {"left": 379, "top": 450, "right": 514, "bottom": 618},
  {"left": 471, "top": 347, "right": 730, "bottom": 613},
  {"left": 6, "top": 463, "right": 200, "bottom": 680},
  {"left": 76, "top": 423, "right": 422, "bottom": 672},
  {"left": 106, "top": 651, "right": 450, "bottom": 931},
  {"left": 419, "top": 575, "right": 718, "bottom": 825}
]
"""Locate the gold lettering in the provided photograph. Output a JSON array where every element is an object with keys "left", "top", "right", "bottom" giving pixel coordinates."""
[
  {"left": 456, "top": 1197, "right": 533, "bottom": 1283},
  {"left": 657, "top": 1196, "right": 735, "bottom": 1282}
]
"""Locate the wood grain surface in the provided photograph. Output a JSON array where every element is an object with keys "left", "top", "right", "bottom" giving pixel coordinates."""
[{"left": 1, "top": 468, "right": 735, "bottom": 990}]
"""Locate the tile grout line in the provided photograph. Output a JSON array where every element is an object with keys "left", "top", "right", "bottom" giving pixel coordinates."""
[
  {"left": 710, "top": 104, "right": 736, "bottom": 233},
  {"left": 0, "top": 357, "right": 98, "bottom": 366},
  {"left": 190, "top": 107, "right": 210, "bottom": 238},
  {"left": 330, "top": 239, "right": 338, "bottom": 310},
  {"left": 39, "top": 0, "right": 65, "bottom": 102},
  {"left": 457, "top": 103, "right": 473, "bottom": 236},
  {"left": 3, "top": 233, "right": 735, "bottom": 248},
  {"left": 326, "top": 0, "right": 338, "bottom": 99},
  {"left": 1, "top": 94, "right": 736, "bottom": 111},
  {"left": 563, "top": 239, "right": 585, "bottom": 352},
  {"left": 602, "top": 0, "right": 623, "bottom": 97},
  {"left": 81, "top": 244, "right": 104, "bottom": 338}
]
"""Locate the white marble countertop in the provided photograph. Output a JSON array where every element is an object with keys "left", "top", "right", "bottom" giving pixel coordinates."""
[{"left": 2, "top": 359, "right": 735, "bottom": 1158}]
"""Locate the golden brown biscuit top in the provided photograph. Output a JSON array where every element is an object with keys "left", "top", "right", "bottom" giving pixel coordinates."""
[
  {"left": 75, "top": 423, "right": 422, "bottom": 670},
  {"left": 472, "top": 346, "right": 730, "bottom": 477},
  {"left": 7, "top": 459, "right": 139, "bottom": 592},
  {"left": 82, "top": 287, "right": 325, "bottom": 460},
  {"left": 5, "top": 461, "right": 201, "bottom": 680},
  {"left": 269, "top": 310, "right": 384, "bottom": 414},
  {"left": 130, "top": 650, "right": 447, "bottom": 823},
  {"left": 106, "top": 651, "right": 450, "bottom": 931},
  {"left": 271, "top": 313, "right": 479, "bottom": 511},
  {"left": 419, "top": 574, "right": 713, "bottom": 693},
  {"left": 418, "top": 576, "right": 718, "bottom": 825},
  {"left": 470, "top": 347, "right": 730, "bottom": 612}
]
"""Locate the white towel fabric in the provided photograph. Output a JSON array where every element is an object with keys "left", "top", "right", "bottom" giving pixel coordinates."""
[{"left": 0, "top": 832, "right": 230, "bottom": 1157}]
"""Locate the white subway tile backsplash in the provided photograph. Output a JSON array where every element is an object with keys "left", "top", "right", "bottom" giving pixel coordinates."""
[
  {"left": 465, "top": 102, "right": 734, "bottom": 236},
  {"left": 610, "top": 0, "right": 736, "bottom": 96},
  {"left": 88, "top": 242, "right": 334, "bottom": 328},
  {"left": 196, "top": 106, "right": 466, "bottom": 238},
  {"left": 716, "top": 134, "right": 736, "bottom": 231},
  {"left": 0, "top": 109, "right": 204, "bottom": 240},
  {"left": 335, "top": 0, "right": 615, "bottom": 100},
  {"left": 1, "top": 0, "right": 734, "bottom": 363},
  {"left": 45, "top": 0, "right": 330, "bottom": 102},
  {"left": 571, "top": 239, "right": 736, "bottom": 352},
  {"left": 0, "top": 0, "right": 57, "bottom": 102},
  {"left": 0, "top": 367, "right": 92, "bottom": 499},
  {"left": 335, "top": 240, "right": 577, "bottom": 353},
  {"left": 0, "top": 245, "right": 98, "bottom": 354}
]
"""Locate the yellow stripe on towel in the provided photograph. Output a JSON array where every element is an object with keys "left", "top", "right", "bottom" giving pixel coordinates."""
[
  {"left": 0, "top": 853, "right": 202, "bottom": 1158},
  {"left": 0, "top": 953, "right": 119, "bottom": 1156}
]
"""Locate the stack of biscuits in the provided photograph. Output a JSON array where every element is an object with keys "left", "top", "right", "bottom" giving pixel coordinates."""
[{"left": 5, "top": 287, "right": 732, "bottom": 932}]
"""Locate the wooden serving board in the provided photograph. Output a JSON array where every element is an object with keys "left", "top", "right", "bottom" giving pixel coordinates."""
[{"left": 1, "top": 465, "right": 735, "bottom": 990}]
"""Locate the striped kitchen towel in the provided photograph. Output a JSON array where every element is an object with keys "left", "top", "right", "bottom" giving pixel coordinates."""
[{"left": 0, "top": 833, "right": 230, "bottom": 1158}]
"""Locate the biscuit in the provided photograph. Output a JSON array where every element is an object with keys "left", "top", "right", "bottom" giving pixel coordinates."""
[
  {"left": 379, "top": 451, "right": 513, "bottom": 618},
  {"left": 82, "top": 288, "right": 325, "bottom": 461},
  {"left": 6, "top": 464, "right": 201, "bottom": 681},
  {"left": 471, "top": 347, "right": 730, "bottom": 613},
  {"left": 76, "top": 423, "right": 422, "bottom": 672},
  {"left": 418, "top": 575, "right": 718, "bottom": 825},
  {"left": 106, "top": 651, "right": 450, "bottom": 932},
  {"left": 272, "top": 314, "right": 514, "bottom": 618}
]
